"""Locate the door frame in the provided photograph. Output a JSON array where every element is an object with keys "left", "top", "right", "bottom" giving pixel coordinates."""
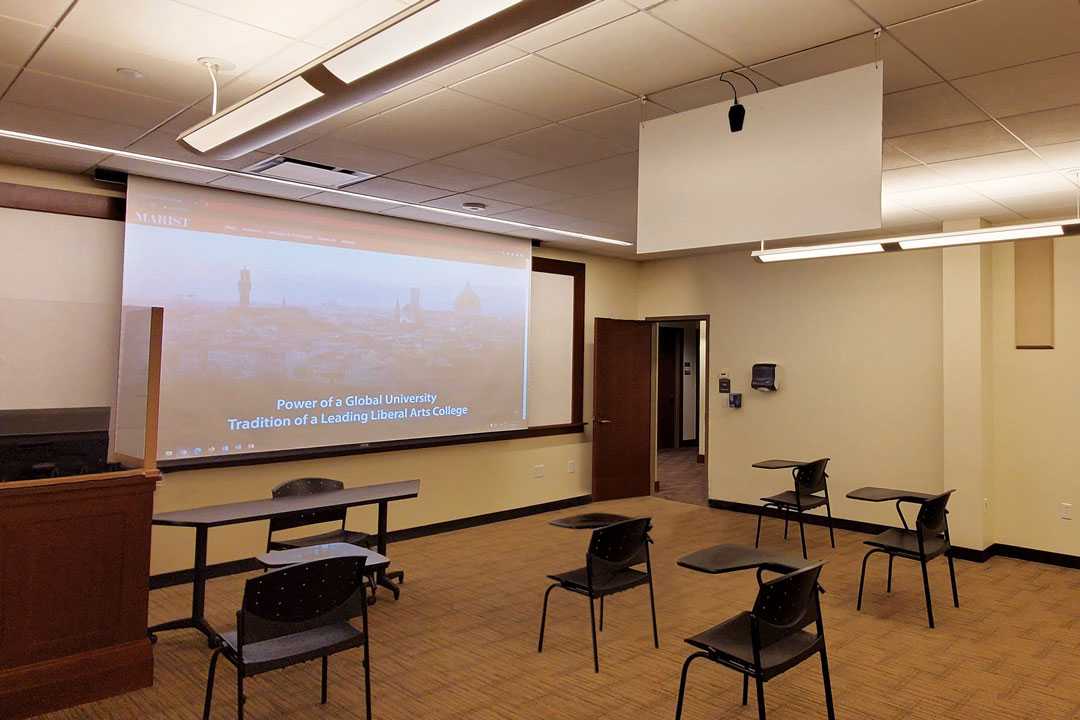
[{"left": 645, "top": 315, "right": 710, "bottom": 492}]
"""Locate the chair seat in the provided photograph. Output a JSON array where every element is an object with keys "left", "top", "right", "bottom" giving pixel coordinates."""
[
  {"left": 761, "top": 491, "right": 828, "bottom": 510},
  {"left": 220, "top": 623, "right": 364, "bottom": 675},
  {"left": 548, "top": 566, "right": 648, "bottom": 596},
  {"left": 270, "top": 529, "right": 373, "bottom": 551},
  {"left": 686, "top": 612, "right": 821, "bottom": 678},
  {"left": 865, "top": 528, "right": 947, "bottom": 559}
]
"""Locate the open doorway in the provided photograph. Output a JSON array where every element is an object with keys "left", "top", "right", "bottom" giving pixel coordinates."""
[{"left": 650, "top": 316, "right": 708, "bottom": 506}]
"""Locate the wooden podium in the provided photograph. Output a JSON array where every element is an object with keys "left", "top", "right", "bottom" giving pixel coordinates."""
[{"left": 0, "top": 468, "right": 158, "bottom": 718}]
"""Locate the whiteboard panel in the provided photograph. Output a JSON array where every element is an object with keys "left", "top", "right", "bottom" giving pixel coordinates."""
[{"left": 638, "top": 63, "right": 883, "bottom": 253}]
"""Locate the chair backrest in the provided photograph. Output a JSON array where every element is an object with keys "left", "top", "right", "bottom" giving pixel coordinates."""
[
  {"left": 587, "top": 517, "right": 651, "bottom": 586},
  {"left": 916, "top": 490, "right": 954, "bottom": 540},
  {"left": 794, "top": 458, "right": 830, "bottom": 495},
  {"left": 238, "top": 556, "right": 368, "bottom": 648},
  {"left": 269, "top": 477, "right": 346, "bottom": 533},
  {"left": 751, "top": 562, "right": 825, "bottom": 646}
]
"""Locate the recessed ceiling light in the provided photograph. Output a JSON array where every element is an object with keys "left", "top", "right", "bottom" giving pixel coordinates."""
[
  {"left": 115, "top": 67, "right": 144, "bottom": 80},
  {"left": 462, "top": 202, "right": 487, "bottom": 211}
]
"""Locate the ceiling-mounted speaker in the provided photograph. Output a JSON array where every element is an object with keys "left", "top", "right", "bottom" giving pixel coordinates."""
[{"left": 728, "top": 102, "right": 746, "bottom": 133}]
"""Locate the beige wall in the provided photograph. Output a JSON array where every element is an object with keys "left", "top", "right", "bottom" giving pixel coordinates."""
[
  {"left": 151, "top": 247, "right": 639, "bottom": 574},
  {"left": 637, "top": 247, "right": 947, "bottom": 529}
]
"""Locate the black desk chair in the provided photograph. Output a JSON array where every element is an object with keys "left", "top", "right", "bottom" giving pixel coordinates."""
[
  {"left": 538, "top": 517, "right": 659, "bottom": 673},
  {"left": 756, "top": 458, "right": 835, "bottom": 559},
  {"left": 202, "top": 556, "right": 372, "bottom": 720},
  {"left": 857, "top": 489, "right": 958, "bottom": 628},
  {"left": 675, "top": 562, "right": 834, "bottom": 720},
  {"left": 266, "top": 478, "right": 373, "bottom": 551}
]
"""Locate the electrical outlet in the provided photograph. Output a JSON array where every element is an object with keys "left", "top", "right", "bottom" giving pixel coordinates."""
[
  {"left": 533, "top": 464, "right": 545, "bottom": 479},
  {"left": 567, "top": 460, "right": 576, "bottom": 474},
  {"left": 983, "top": 497, "right": 990, "bottom": 510},
  {"left": 1061, "top": 502, "right": 1072, "bottom": 520}
]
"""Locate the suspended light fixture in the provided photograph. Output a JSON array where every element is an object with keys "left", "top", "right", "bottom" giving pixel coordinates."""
[
  {"left": 177, "top": 0, "right": 594, "bottom": 159},
  {"left": 751, "top": 239, "right": 884, "bottom": 262}
]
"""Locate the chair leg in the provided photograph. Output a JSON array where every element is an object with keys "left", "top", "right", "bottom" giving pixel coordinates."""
[
  {"left": 537, "top": 583, "right": 558, "bottom": 653},
  {"left": 857, "top": 549, "right": 882, "bottom": 611},
  {"left": 363, "top": 632, "right": 372, "bottom": 720},
  {"left": 919, "top": 558, "right": 935, "bottom": 629},
  {"left": 947, "top": 552, "right": 960, "bottom": 608},
  {"left": 599, "top": 595, "right": 604, "bottom": 632},
  {"left": 674, "top": 652, "right": 709, "bottom": 720},
  {"left": 783, "top": 510, "right": 789, "bottom": 540},
  {"left": 321, "top": 655, "right": 329, "bottom": 705},
  {"left": 887, "top": 554, "right": 894, "bottom": 593},
  {"left": 202, "top": 648, "right": 222, "bottom": 720},
  {"left": 588, "top": 596, "right": 600, "bottom": 673},
  {"left": 755, "top": 506, "right": 766, "bottom": 548},
  {"left": 647, "top": 572, "right": 660, "bottom": 649},
  {"left": 797, "top": 513, "right": 808, "bottom": 559},
  {"left": 742, "top": 673, "right": 749, "bottom": 706},
  {"left": 820, "top": 646, "right": 837, "bottom": 720},
  {"left": 236, "top": 671, "right": 245, "bottom": 720},
  {"left": 825, "top": 500, "right": 836, "bottom": 548},
  {"left": 754, "top": 675, "right": 767, "bottom": 720}
]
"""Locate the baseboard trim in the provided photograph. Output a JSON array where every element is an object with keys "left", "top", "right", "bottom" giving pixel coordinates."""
[
  {"left": 708, "top": 498, "right": 1080, "bottom": 570},
  {"left": 150, "top": 494, "right": 592, "bottom": 589}
]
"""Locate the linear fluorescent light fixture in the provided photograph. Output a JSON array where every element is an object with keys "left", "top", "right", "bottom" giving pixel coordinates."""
[
  {"left": 177, "top": 0, "right": 593, "bottom": 159},
  {"left": 752, "top": 240, "right": 885, "bottom": 263},
  {"left": 896, "top": 221, "right": 1073, "bottom": 250},
  {"left": 0, "top": 128, "right": 632, "bottom": 246}
]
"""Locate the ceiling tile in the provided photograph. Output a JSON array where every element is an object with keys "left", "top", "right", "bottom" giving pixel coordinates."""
[
  {"left": 508, "top": 0, "right": 637, "bottom": 53},
  {"left": 209, "top": 174, "right": 321, "bottom": 199},
  {"left": 539, "top": 12, "right": 737, "bottom": 95},
  {"left": 422, "top": 45, "right": 526, "bottom": 87},
  {"left": 125, "top": 106, "right": 273, "bottom": 171},
  {"left": 649, "top": 68, "right": 777, "bottom": 113},
  {"left": 0, "top": 138, "right": 106, "bottom": 173},
  {"left": 519, "top": 152, "right": 638, "bottom": 195},
  {"left": 215, "top": 42, "right": 326, "bottom": 107},
  {"left": 562, "top": 99, "right": 670, "bottom": 150},
  {"left": 955, "top": 53, "right": 1080, "bottom": 119},
  {"left": 174, "top": 0, "right": 359, "bottom": 39},
  {"left": 0, "top": 101, "right": 147, "bottom": 146},
  {"left": 303, "top": 0, "right": 410, "bottom": 49},
  {"left": 0, "top": 0, "right": 72, "bottom": 26},
  {"left": 492, "top": 124, "right": 626, "bottom": 167},
  {"left": 5, "top": 69, "right": 183, "bottom": 130},
  {"left": 752, "top": 32, "right": 938, "bottom": 94},
  {"left": 881, "top": 203, "right": 939, "bottom": 231},
  {"left": 888, "top": 184, "right": 1013, "bottom": 219},
  {"left": 1037, "top": 139, "right": 1080, "bottom": 170},
  {"left": 883, "top": 82, "right": 985, "bottom": 138},
  {"left": 379, "top": 204, "right": 521, "bottom": 236},
  {"left": 470, "top": 181, "right": 571, "bottom": 207},
  {"left": 890, "top": 121, "right": 1024, "bottom": 164},
  {"left": 303, "top": 190, "right": 403, "bottom": 214},
  {"left": 423, "top": 193, "right": 522, "bottom": 216},
  {"left": 927, "top": 150, "right": 1053, "bottom": 185},
  {"left": 651, "top": 0, "right": 875, "bottom": 66},
  {"left": 851, "top": 0, "right": 970, "bottom": 26},
  {"left": 345, "top": 176, "right": 451, "bottom": 203},
  {"left": 385, "top": 162, "right": 502, "bottom": 192},
  {"left": 339, "top": 77, "right": 443, "bottom": 124},
  {"left": 0, "top": 15, "right": 48, "bottom": 66},
  {"left": 492, "top": 206, "right": 629, "bottom": 239},
  {"left": 454, "top": 55, "right": 634, "bottom": 121},
  {"left": 0, "top": 63, "right": 18, "bottom": 95},
  {"left": 540, "top": 186, "right": 638, "bottom": 227},
  {"left": 1001, "top": 104, "right": 1080, "bottom": 147},
  {"left": 967, "top": 170, "right": 1076, "bottom": 203},
  {"left": 97, "top": 154, "right": 227, "bottom": 184},
  {"left": 882, "top": 165, "right": 951, "bottom": 193},
  {"left": 338, "top": 89, "right": 547, "bottom": 159},
  {"left": 883, "top": 141, "right": 921, "bottom": 169},
  {"left": 889, "top": 0, "right": 1080, "bottom": 79},
  {"left": 287, "top": 134, "right": 419, "bottom": 175},
  {"left": 438, "top": 144, "right": 569, "bottom": 180}
]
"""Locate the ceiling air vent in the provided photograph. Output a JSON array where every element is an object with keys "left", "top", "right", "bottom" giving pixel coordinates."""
[{"left": 245, "top": 157, "right": 374, "bottom": 188}]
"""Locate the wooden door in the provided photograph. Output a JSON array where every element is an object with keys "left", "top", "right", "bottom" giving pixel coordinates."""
[
  {"left": 592, "top": 318, "right": 653, "bottom": 500},
  {"left": 657, "top": 326, "right": 682, "bottom": 450}
]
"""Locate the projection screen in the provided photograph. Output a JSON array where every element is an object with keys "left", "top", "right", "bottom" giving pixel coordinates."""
[{"left": 118, "top": 177, "right": 531, "bottom": 463}]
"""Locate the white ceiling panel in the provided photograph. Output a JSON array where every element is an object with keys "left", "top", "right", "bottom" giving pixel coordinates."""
[
  {"left": 519, "top": 152, "right": 638, "bottom": 195},
  {"left": 345, "top": 176, "right": 451, "bottom": 203},
  {"left": 539, "top": 12, "right": 737, "bottom": 95},
  {"left": 883, "top": 82, "right": 984, "bottom": 138},
  {"left": 385, "top": 162, "right": 502, "bottom": 192},
  {"left": 0, "top": 101, "right": 147, "bottom": 146},
  {"left": 422, "top": 45, "right": 526, "bottom": 88},
  {"left": 124, "top": 106, "right": 273, "bottom": 170},
  {"left": 954, "top": 52, "right": 1080, "bottom": 119},
  {"left": 649, "top": 69, "right": 777, "bottom": 113},
  {"left": 850, "top": 0, "right": 970, "bottom": 26},
  {"left": 752, "top": 33, "right": 939, "bottom": 94},
  {"left": 882, "top": 165, "right": 951, "bottom": 193},
  {"left": 287, "top": 134, "right": 419, "bottom": 175},
  {"left": 98, "top": 154, "right": 227, "bottom": 184},
  {"left": 889, "top": 184, "right": 1013, "bottom": 219},
  {"left": 453, "top": 55, "right": 633, "bottom": 121},
  {"left": 927, "top": 150, "right": 1053, "bottom": 185},
  {"left": 422, "top": 193, "right": 522, "bottom": 216},
  {"left": 5, "top": 69, "right": 183, "bottom": 129},
  {"left": 0, "top": 0, "right": 73, "bottom": 26},
  {"left": 379, "top": 204, "right": 525, "bottom": 236},
  {"left": 881, "top": 202, "right": 939, "bottom": 231},
  {"left": 540, "top": 185, "right": 638, "bottom": 226},
  {"left": 303, "top": 0, "right": 410, "bottom": 49},
  {"left": 651, "top": 0, "right": 875, "bottom": 66},
  {"left": 883, "top": 141, "right": 920, "bottom": 169},
  {"left": 303, "top": 189, "right": 403, "bottom": 214},
  {"left": 215, "top": 41, "right": 326, "bottom": 107},
  {"left": 492, "top": 205, "right": 630, "bottom": 239},
  {"left": 967, "top": 171, "right": 1076, "bottom": 205},
  {"left": 889, "top": 0, "right": 1080, "bottom": 79},
  {"left": 174, "top": 0, "right": 359, "bottom": 39},
  {"left": 561, "top": 99, "right": 670, "bottom": 150},
  {"left": 435, "top": 142, "right": 569, "bottom": 180},
  {"left": 0, "top": 15, "right": 48, "bottom": 66},
  {"left": 0, "top": 63, "right": 19, "bottom": 95},
  {"left": 508, "top": 0, "right": 636, "bottom": 53},
  {"left": 890, "top": 121, "right": 1024, "bottom": 164},
  {"left": 1037, "top": 140, "right": 1080, "bottom": 170},
  {"left": 208, "top": 173, "right": 321, "bottom": 199},
  {"left": 1001, "top": 104, "right": 1080, "bottom": 148},
  {"left": 470, "top": 180, "right": 571, "bottom": 207},
  {"left": 0, "top": 137, "right": 106, "bottom": 173},
  {"left": 338, "top": 89, "right": 547, "bottom": 159},
  {"left": 493, "top": 123, "right": 625, "bottom": 167}
]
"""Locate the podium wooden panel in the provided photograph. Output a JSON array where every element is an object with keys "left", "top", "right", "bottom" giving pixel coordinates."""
[{"left": 0, "top": 469, "right": 158, "bottom": 719}]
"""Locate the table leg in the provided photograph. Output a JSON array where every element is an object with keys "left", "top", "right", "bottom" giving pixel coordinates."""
[
  {"left": 148, "top": 525, "right": 216, "bottom": 646},
  {"left": 375, "top": 501, "right": 402, "bottom": 600}
]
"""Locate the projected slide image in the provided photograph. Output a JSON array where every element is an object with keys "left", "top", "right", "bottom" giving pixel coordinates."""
[{"left": 119, "top": 178, "right": 530, "bottom": 460}]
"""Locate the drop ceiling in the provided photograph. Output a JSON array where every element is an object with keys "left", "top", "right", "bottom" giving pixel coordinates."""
[{"left": 0, "top": 0, "right": 1078, "bottom": 257}]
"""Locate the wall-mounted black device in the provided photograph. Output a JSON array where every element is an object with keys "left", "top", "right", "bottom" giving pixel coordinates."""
[
  {"left": 751, "top": 363, "right": 780, "bottom": 391},
  {"left": 718, "top": 376, "right": 731, "bottom": 393},
  {"left": 728, "top": 392, "right": 742, "bottom": 409},
  {"left": 0, "top": 407, "right": 111, "bottom": 481}
]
